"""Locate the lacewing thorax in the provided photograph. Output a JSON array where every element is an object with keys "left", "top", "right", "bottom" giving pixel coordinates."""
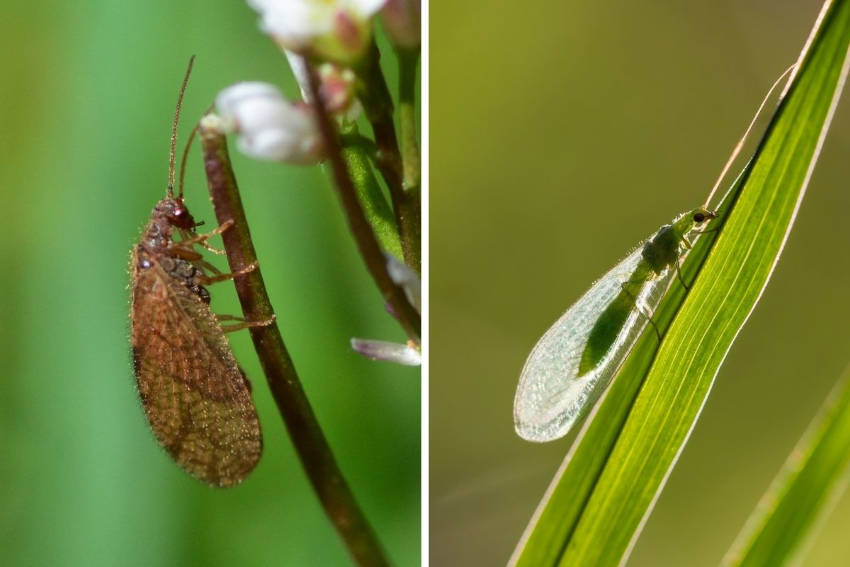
[{"left": 129, "top": 57, "right": 262, "bottom": 486}]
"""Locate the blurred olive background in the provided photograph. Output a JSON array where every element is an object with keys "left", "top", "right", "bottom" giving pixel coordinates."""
[
  {"left": 0, "top": 2, "right": 418, "bottom": 566},
  {"left": 432, "top": 1, "right": 849, "bottom": 566}
]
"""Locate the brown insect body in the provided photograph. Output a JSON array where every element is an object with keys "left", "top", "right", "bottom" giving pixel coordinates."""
[{"left": 130, "top": 58, "right": 261, "bottom": 487}]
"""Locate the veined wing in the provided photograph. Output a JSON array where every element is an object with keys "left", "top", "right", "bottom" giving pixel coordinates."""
[
  {"left": 130, "top": 248, "right": 262, "bottom": 486},
  {"left": 514, "top": 243, "right": 676, "bottom": 442}
]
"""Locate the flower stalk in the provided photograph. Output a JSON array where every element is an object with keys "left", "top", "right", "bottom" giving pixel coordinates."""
[
  {"left": 304, "top": 57, "right": 421, "bottom": 342},
  {"left": 198, "top": 115, "right": 390, "bottom": 567},
  {"left": 353, "top": 43, "right": 421, "bottom": 271}
]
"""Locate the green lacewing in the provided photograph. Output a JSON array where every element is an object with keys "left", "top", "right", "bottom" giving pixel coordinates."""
[
  {"left": 513, "top": 64, "right": 798, "bottom": 443},
  {"left": 513, "top": 207, "right": 715, "bottom": 442}
]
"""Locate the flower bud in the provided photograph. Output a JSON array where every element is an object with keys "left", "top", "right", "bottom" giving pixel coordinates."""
[
  {"left": 381, "top": 0, "right": 420, "bottom": 48},
  {"left": 284, "top": 50, "right": 361, "bottom": 118},
  {"left": 247, "top": 0, "right": 387, "bottom": 63},
  {"left": 215, "top": 82, "right": 323, "bottom": 164},
  {"left": 318, "top": 63, "right": 359, "bottom": 115}
]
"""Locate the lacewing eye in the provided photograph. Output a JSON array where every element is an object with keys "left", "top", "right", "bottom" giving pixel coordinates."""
[{"left": 167, "top": 205, "right": 197, "bottom": 229}]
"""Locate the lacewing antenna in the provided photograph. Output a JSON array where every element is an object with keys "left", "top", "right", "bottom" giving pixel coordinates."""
[
  {"left": 168, "top": 55, "right": 195, "bottom": 199},
  {"left": 704, "top": 64, "right": 796, "bottom": 208}
]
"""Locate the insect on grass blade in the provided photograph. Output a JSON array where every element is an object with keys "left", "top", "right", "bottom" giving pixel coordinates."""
[
  {"left": 513, "top": 208, "right": 716, "bottom": 442},
  {"left": 129, "top": 57, "right": 263, "bottom": 486},
  {"left": 513, "top": 65, "right": 797, "bottom": 444}
]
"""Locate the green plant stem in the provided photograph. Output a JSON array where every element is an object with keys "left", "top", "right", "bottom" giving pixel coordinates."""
[
  {"left": 305, "top": 59, "right": 421, "bottom": 343},
  {"left": 340, "top": 131, "right": 379, "bottom": 155},
  {"left": 199, "top": 118, "right": 390, "bottom": 567},
  {"left": 355, "top": 43, "right": 421, "bottom": 272}
]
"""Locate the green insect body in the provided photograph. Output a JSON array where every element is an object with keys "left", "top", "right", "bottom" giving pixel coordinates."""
[{"left": 577, "top": 207, "right": 714, "bottom": 376}]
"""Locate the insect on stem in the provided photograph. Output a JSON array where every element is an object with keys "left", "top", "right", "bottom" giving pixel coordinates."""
[{"left": 129, "top": 56, "right": 263, "bottom": 486}]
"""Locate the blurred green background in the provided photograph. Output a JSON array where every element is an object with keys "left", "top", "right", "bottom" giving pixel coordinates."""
[
  {"left": 0, "top": 2, "right": 418, "bottom": 566},
  {"left": 432, "top": 1, "right": 849, "bottom": 565}
]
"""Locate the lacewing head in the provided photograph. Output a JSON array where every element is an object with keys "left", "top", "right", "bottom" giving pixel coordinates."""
[{"left": 160, "top": 197, "right": 197, "bottom": 230}]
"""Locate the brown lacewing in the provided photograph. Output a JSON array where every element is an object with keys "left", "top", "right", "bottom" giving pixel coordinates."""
[{"left": 129, "top": 57, "right": 262, "bottom": 486}]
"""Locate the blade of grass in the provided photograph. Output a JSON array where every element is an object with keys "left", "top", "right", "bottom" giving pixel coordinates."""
[
  {"left": 510, "top": 1, "right": 850, "bottom": 565},
  {"left": 723, "top": 364, "right": 850, "bottom": 567},
  {"left": 560, "top": 2, "right": 850, "bottom": 564}
]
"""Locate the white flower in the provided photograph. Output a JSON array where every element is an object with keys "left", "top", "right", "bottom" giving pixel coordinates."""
[
  {"left": 350, "top": 338, "right": 421, "bottom": 366},
  {"left": 381, "top": 0, "right": 420, "bottom": 48},
  {"left": 248, "top": 0, "right": 386, "bottom": 63},
  {"left": 215, "top": 82, "right": 323, "bottom": 164}
]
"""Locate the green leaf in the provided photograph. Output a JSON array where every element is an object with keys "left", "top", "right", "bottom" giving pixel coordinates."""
[
  {"left": 510, "top": 1, "right": 850, "bottom": 565},
  {"left": 723, "top": 365, "right": 850, "bottom": 566},
  {"left": 340, "top": 141, "right": 404, "bottom": 259}
]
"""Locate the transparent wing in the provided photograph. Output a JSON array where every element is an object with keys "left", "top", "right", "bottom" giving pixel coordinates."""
[{"left": 514, "top": 244, "right": 676, "bottom": 442}]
